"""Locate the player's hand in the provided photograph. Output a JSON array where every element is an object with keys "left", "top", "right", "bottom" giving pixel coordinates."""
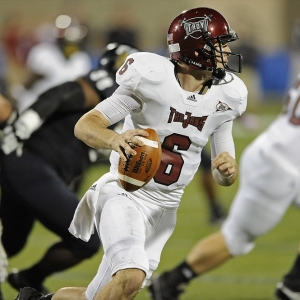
[
  {"left": 212, "top": 151, "right": 237, "bottom": 178},
  {"left": 1, "top": 125, "right": 23, "bottom": 155},
  {"left": 110, "top": 129, "right": 149, "bottom": 161}
]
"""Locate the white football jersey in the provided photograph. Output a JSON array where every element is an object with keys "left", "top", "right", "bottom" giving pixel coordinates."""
[
  {"left": 97, "top": 52, "right": 247, "bottom": 207},
  {"left": 16, "top": 42, "right": 92, "bottom": 113},
  {"left": 221, "top": 75, "right": 300, "bottom": 256},
  {"left": 262, "top": 75, "right": 300, "bottom": 168}
]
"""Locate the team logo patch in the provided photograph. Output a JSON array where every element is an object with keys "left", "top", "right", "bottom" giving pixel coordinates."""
[
  {"left": 216, "top": 101, "right": 232, "bottom": 112},
  {"left": 181, "top": 14, "right": 212, "bottom": 40}
]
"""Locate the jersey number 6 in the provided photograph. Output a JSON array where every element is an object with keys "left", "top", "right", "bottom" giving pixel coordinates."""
[
  {"left": 154, "top": 134, "right": 191, "bottom": 186},
  {"left": 119, "top": 58, "right": 134, "bottom": 75}
]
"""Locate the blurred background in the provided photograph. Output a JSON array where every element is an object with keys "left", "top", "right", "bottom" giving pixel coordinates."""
[
  {"left": 1, "top": 0, "right": 300, "bottom": 104},
  {"left": 1, "top": 0, "right": 300, "bottom": 299},
  {"left": 0, "top": 0, "right": 298, "bottom": 49}
]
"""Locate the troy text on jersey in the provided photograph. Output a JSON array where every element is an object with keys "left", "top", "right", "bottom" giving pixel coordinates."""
[{"left": 168, "top": 107, "right": 208, "bottom": 131}]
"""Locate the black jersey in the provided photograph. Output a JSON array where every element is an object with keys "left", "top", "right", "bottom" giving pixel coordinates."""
[
  {"left": 82, "top": 67, "right": 119, "bottom": 100},
  {"left": 23, "top": 67, "right": 119, "bottom": 185}
]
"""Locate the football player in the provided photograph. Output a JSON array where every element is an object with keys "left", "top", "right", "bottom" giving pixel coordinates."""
[
  {"left": 13, "top": 15, "right": 92, "bottom": 113},
  {"left": 0, "top": 94, "right": 12, "bottom": 300},
  {"left": 15, "top": 7, "right": 247, "bottom": 300},
  {"left": 0, "top": 94, "right": 13, "bottom": 124},
  {"left": 0, "top": 43, "right": 139, "bottom": 294},
  {"left": 147, "top": 76, "right": 300, "bottom": 299}
]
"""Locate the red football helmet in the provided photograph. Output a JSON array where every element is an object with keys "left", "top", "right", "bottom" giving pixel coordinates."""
[{"left": 167, "top": 7, "right": 242, "bottom": 79}]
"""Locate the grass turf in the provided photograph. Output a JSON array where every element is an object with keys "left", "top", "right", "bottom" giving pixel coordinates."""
[{"left": 3, "top": 102, "right": 298, "bottom": 300}]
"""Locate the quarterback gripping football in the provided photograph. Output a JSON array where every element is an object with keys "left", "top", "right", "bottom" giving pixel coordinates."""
[{"left": 118, "top": 128, "right": 162, "bottom": 191}]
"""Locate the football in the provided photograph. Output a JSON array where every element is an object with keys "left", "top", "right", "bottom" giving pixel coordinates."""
[{"left": 118, "top": 128, "right": 162, "bottom": 192}]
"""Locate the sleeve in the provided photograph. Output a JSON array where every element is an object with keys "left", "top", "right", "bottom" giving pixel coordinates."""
[
  {"left": 94, "top": 86, "right": 142, "bottom": 125},
  {"left": 116, "top": 52, "right": 166, "bottom": 93},
  {"left": 29, "top": 81, "right": 85, "bottom": 120},
  {"left": 210, "top": 121, "right": 235, "bottom": 160}
]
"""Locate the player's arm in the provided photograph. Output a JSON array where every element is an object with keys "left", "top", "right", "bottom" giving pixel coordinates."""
[
  {"left": 12, "top": 78, "right": 100, "bottom": 141},
  {"left": 210, "top": 121, "right": 238, "bottom": 186},
  {"left": 75, "top": 87, "right": 147, "bottom": 161},
  {"left": 0, "top": 94, "right": 21, "bottom": 155},
  {"left": 75, "top": 109, "right": 146, "bottom": 161},
  {"left": 77, "top": 78, "right": 101, "bottom": 108},
  {"left": 30, "top": 80, "right": 91, "bottom": 117},
  {"left": 0, "top": 94, "right": 14, "bottom": 126},
  {"left": 1, "top": 76, "right": 103, "bottom": 154}
]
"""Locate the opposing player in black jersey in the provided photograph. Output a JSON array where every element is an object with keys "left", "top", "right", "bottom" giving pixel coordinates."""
[{"left": 0, "top": 43, "right": 139, "bottom": 294}]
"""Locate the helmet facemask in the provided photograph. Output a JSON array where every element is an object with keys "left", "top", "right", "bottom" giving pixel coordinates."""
[{"left": 195, "top": 29, "right": 242, "bottom": 80}]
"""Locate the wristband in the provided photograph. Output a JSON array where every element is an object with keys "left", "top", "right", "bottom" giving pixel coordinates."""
[{"left": 14, "top": 109, "right": 42, "bottom": 140}]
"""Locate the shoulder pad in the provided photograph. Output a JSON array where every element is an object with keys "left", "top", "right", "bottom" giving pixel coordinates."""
[
  {"left": 116, "top": 52, "right": 167, "bottom": 92},
  {"left": 218, "top": 72, "right": 248, "bottom": 99},
  {"left": 215, "top": 73, "right": 248, "bottom": 116}
]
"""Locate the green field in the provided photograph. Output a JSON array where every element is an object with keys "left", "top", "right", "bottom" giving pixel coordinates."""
[{"left": 3, "top": 103, "right": 299, "bottom": 300}]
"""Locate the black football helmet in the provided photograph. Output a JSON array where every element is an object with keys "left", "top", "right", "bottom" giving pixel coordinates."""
[
  {"left": 54, "top": 15, "right": 88, "bottom": 58},
  {"left": 98, "top": 43, "right": 139, "bottom": 73},
  {"left": 167, "top": 7, "right": 242, "bottom": 79}
]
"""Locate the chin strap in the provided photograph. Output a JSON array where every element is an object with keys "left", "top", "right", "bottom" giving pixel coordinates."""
[
  {"left": 176, "top": 55, "right": 226, "bottom": 81},
  {"left": 212, "top": 68, "right": 226, "bottom": 80}
]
